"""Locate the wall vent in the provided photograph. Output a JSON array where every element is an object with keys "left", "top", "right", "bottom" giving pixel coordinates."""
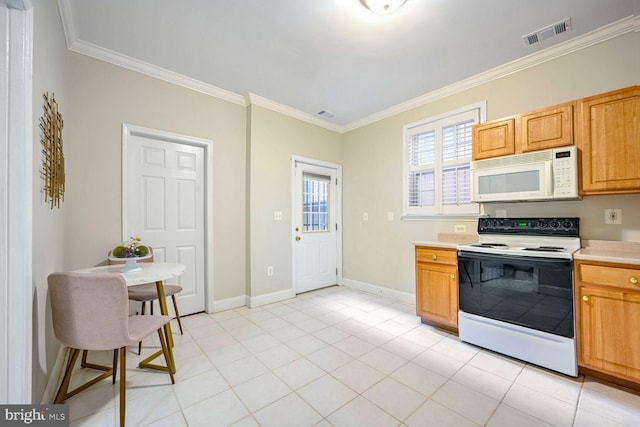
[
  {"left": 522, "top": 17, "right": 571, "bottom": 46},
  {"left": 317, "top": 110, "right": 335, "bottom": 119}
]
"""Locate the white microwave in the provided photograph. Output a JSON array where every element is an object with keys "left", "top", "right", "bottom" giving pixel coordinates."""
[{"left": 471, "top": 146, "right": 579, "bottom": 202}]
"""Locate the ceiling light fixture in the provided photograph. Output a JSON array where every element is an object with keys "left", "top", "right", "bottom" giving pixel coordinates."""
[{"left": 360, "top": 0, "right": 407, "bottom": 15}]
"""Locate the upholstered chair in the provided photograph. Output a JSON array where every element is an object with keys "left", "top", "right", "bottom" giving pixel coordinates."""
[
  {"left": 108, "top": 247, "right": 184, "bottom": 354},
  {"left": 48, "top": 272, "right": 175, "bottom": 427}
]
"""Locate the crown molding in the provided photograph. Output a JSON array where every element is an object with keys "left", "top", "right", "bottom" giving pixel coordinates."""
[
  {"left": 3, "top": 0, "right": 31, "bottom": 9},
  {"left": 57, "top": 0, "right": 636, "bottom": 134},
  {"left": 57, "top": 0, "right": 246, "bottom": 107},
  {"left": 247, "top": 94, "right": 344, "bottom": 133},
  {"left": 343, "top": 15, "right": 638, "bottom": 132}
]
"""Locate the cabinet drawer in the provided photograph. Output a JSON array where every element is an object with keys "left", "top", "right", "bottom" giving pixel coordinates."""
[
  {"left": 578, "top": 263, "right": 640, "bottom": 291},
  {"left": 416, "top": 247, "right": 457, "bottom": 265}
]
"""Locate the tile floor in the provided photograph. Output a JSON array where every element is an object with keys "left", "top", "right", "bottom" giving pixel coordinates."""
[{"left": 64, "top": 285, "right": 640, "bottom": 426}]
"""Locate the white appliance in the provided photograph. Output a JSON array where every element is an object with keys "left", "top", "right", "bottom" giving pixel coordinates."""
[
  {"left": 471, "top": 146, "right": 579, "bottom": 202},
  {"left": 457, "top": 217, "right": 580, "bottom": 377}
]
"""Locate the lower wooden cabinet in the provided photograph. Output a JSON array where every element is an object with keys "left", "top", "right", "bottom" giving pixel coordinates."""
[
  {"left": 415, "top": 246, "right": 458, "bottom": 331},
  {"left": 575, "top": 260, "right": 640, "bottom": 385}
]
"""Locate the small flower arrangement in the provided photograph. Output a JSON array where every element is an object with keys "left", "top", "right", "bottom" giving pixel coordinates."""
[{"left": 111, "top": 237, "right": 150, "bottom": 258}]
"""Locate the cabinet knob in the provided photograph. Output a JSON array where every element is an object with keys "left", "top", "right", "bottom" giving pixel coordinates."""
[
  {"left": 631, "top": 277, "right": 638, "bottom": 285},
  {"left": 432, "top": 254, "right": 437, "bottom": 260},
  {"left": 582, "top": 295, "right": 589, "bottom": 302},
  {"left": 450, "top": 274, "right": 455, "bottom": 280}
]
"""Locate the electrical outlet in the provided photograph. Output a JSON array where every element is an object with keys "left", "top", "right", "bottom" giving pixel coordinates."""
[
  {"left": 387, "top": 212, "right": 394, "bottom": 221},
  {"left": 454, "top": 224, "right": 467, "bottom": 233},
  {"left": 363, "top": 212, "right": 369, "bottom": 221},
  {"left": 274, "top": 211, "right": 283, "bottom": 221},
  {"left": 267, "top": 266, "right": 274, "bottom": 276},
  {"left": 605, "top": 209, "right": 622, "bottom": 225}
]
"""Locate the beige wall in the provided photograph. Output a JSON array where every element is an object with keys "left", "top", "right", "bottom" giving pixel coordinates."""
[
  {"left": 64, "top": 53, "right": 248, "bottom": 302},
  {"left": 342, "top": 32, "right": 640, "bottom": 295},
  {"left": 31, "top": 0, "right": 68, "bottom": 402},
  {"left": 248, "top": 106, "right": 343, "bottom": 298}
]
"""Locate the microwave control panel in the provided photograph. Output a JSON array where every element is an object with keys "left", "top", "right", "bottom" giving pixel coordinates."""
[{"left": 552, "top": 146, "right": 578, "bottom": 198}]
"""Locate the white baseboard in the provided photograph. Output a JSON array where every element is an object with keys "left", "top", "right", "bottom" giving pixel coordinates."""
[
  {"left": 40, "top": 345, "right": 68, "bottom": 404},
  {"left": 247, "top": 288, "right": 296, "bottom": 308},
  {"left": 208, "top": 295, "right": 247, "bottom": 313},
  {"left": 341, "top": 278, "right": 415, "bottom": 305},
  {"left": 209, "top": 281, "right": 413, "bottom": 313}
]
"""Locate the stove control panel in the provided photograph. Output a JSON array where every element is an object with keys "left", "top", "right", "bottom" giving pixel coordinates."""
[{"left": 478, "top": 217, "right": 579, "bottom": 236}]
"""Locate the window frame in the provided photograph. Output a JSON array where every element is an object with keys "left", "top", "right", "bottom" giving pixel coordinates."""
[{"left": 402, "top": 101, "right": 486, "bottom": 218}]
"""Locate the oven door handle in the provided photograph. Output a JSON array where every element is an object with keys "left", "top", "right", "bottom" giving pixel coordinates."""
[{"left": 457, "top": 250, "right": 572, "bottom": 266}]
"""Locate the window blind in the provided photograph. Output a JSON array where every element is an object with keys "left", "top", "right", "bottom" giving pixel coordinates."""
[{"left": 403, "top": 106, "right": 481, "bottom": 216}]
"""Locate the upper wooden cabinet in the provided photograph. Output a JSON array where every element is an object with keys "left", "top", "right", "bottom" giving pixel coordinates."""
[
  {"left": 472, "top": 102, "right": 574, "bottom": 160},
  {"left": 577, "top": 86, "right": 640, "bottom": 195},
  {"left": 472, "top": 118, "right": 515, "bottom": 160},
  {"left": 519, "top": 102, "right": 574, "bottom": 153}
]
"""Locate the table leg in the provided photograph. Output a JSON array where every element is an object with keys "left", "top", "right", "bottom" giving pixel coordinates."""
[{"left": 138, "top": 280, "right": 176, "bottom": 374}]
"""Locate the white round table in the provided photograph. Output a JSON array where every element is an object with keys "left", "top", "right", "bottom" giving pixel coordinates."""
[{"left": 74, "top": 262, "right": 186, "bottom": 374}]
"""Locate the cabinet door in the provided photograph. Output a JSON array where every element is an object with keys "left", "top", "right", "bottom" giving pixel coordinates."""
[
  {"left": 578, "top": 286, "right": 640, "bottom": 382},
  {"left": 578, "top": 86, "right": 640, "bottom": 194},
  {"left": 416, "top": 262, "right": 458, "bottom": 329},
  {"left": 519, "top": 103, "right": 574, "bottom": 153},
  {"left": 472, "top": 118, "right": 515, "bottom": 160}
]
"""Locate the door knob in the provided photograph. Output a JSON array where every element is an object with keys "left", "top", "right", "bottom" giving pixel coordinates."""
[
  {"left": 582, "top": 295, "right": 589, "bottom": 302},
  {"left": 295, "top": 236, "right": 301, "bottom": 241},
  {"left": 630, "top": 277, "right": 638, "bottom": 285}
]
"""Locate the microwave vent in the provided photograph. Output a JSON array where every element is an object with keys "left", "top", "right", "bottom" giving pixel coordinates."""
[
  {"left": 472, "top": 150, "right": 553, "bottom": 170},
  {"left": 522, "top": 18, "right": 571, "bottom": 47}
]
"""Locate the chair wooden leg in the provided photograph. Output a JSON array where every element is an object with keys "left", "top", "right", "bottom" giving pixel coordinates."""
[
  {"left": 54, "top": 348, "right": 80, "bottom": 404},
  {"left": 171, "top": 295, "right": 184, "bottom": 335},
  {"left": 119, "top": 346, "right": 126, "bottom": 427},
  {"left": 112, "top": 349, "right": 118, "bottom": 384},
  {"left": 137, "top": 302, "right": 146, "bottom": 356},
  {"left": 157, "top": 329, "right": 175, "bottom": 385}
]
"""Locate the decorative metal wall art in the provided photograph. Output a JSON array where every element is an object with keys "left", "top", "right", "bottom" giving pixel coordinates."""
[{"left": 39, "top": 92, "right": 65, "bottom": 209}]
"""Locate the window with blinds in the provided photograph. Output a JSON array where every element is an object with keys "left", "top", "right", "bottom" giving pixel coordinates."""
[{"left": 403, "top": 105, "right": 482, "bottom": 216}]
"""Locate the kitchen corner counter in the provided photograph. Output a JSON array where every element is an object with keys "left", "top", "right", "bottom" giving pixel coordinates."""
[
  {"left": 413, "top": 233, "right": 479, "bottom": 249},
  {"left": 575, "top": 240, "right": 640, "bottom": 266}
]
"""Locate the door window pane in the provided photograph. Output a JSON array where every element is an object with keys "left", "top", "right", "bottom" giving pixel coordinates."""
[{"left": 303, "top": 173, "right": 330, "bottom": 232}]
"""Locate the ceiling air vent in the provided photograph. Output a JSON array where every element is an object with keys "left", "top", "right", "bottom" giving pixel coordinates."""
[
  {"left": 522, "top": 17, "right": 571, "bottom": 47},
  {"left": 317, "top": 110, "right": 335, "bottom": 119}
]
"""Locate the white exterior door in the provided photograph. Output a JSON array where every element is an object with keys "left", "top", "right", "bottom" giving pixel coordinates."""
[
  {"left": 124, "top": 127, "right": 207, "bottom": 315},
  {"left": 293, "top": 159, "right": 340, "bottom": 294}
]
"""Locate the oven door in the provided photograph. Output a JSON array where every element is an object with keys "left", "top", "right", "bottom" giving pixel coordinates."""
[{"left": 457, "top": 250, "right": 574, "bottom": 338}]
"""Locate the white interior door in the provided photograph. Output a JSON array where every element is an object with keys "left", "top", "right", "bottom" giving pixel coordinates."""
[
  {"left": 124, "top": 129, "right": 206, "bottom": 315},
  {"left": 293, "top": 160, "right": 340, "bottom": 294}
]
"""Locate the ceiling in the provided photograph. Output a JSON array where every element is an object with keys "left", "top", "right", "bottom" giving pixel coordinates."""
[{"left": 59, "top": 0, "right": 639, "bottom": 131}]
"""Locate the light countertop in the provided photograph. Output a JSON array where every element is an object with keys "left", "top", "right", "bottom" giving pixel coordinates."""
[
  {"left": 414, "top": 233, "right": 479, "bottom": 249},
  {"left": 574, "top": 240, "right": 640, "bottom": 266}
]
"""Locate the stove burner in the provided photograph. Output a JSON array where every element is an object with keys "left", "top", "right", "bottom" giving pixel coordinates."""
[
  {"left": 471, "top": 243, "right": 508, "bottom": 248},
  {"left": 523, "top": 246, "right": 566, "bottom": 252}
]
